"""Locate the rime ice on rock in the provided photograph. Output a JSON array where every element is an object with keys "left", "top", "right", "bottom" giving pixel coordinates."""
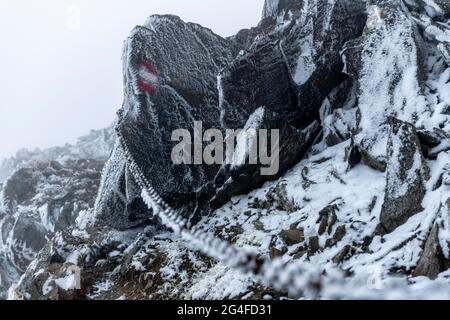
[
  {"left": 220, "top": 0, "right": 367, "bottom": 130},
  {"left": 96, "top": 15, "right": 238, "bottom": 228}
]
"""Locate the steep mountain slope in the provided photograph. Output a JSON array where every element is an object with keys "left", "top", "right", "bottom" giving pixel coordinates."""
[
  {"left": 0, "top": 128, "right": 115, "bottom": 183},
  {"left": 3, "top": 0, "right": 450, "bottom": 299},
  {"left": 0, "top": 128, "right": 115, "bottom": 298}
]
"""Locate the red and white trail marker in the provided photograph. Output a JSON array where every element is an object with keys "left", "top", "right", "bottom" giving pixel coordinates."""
[{"left": 137, "top": 60, "right": 159, "bottom": 94}]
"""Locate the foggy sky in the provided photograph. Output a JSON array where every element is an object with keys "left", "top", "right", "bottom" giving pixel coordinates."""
[{"left": 0, "top": 0, "right": 263, "bottom": 161}]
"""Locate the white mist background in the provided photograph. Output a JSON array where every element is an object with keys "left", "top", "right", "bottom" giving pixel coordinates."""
[{"left": 0, "top": 0, "right": 263, "bottom": 161}]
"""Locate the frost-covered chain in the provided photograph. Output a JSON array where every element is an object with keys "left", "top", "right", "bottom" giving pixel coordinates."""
[{"left": 115, "top": 124, "right": 317, "bottom": 298}]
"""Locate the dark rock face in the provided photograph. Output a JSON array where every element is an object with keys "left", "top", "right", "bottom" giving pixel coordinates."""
[
  {"left": 280, "top": 0, "right": 367, "bottom": 126},
  {"left": 212, "top": 0, "right": 368, "bottom": 206},
  {"left": 0, "top": 167, "right": 40, "bottom": 214},
  {"left": 379, "top": 118, "right": 430, "bottom": 233},
  {"left": 94, "top": 145, "right": 149, "bottom": 230},
  {"left": 417, "top": 128, "right": 450, "bottom": 159},
  {"left": 219, "top": 38, "right": 298, "bottom": 129},
  {"left": 6, "top": 214, "right": 48, "bottom": 272},
  {"left": 221, "top": 0, "right": 367, "bottom": 129},
  {"left": 96, "top": 15, "right": 238, "bottom": 228},
  {"left": 211, "top": 108, "right": 319, "bottom": 209}
]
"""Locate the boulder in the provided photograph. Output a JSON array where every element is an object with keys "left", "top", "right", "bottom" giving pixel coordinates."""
[
  {"left": 317, "top": 203, "right": 339, "bottom": 236},
  {"left": 98, "top": 2, "right": 367, "bottom": 222},
  {"left": 413, "top": 224, "right": 445, "bottom": 279},
  {"left": 280, "top": 228, "right": 305, "bottom": 245},
  {"left": 379, "top": 118, "right": 430, "bottom": 233},
  {"left": 6, "top": 214, "right": 47, "bottom": 272},
  {"left": 221, "top": 0, "right": 367, "bottom": 129}
]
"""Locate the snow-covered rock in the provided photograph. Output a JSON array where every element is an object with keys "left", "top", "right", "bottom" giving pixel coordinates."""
[
  {"left": 342, "top": 0, "right": 430, "bottom": 172},
  {"left": 0, "top": 130, "right": 113, "bottom": 299},
  {"left": 5, "top": 0, "right": 450, "bottom": 300},
  {"left": 95, "top": 15, "right": 239, "bottom": 229},
  {"left": 221, "top": 0, "right": 367, "bottom": 129},
  {"left": 211, "top": 107, "right": 319, "bottom": 209},
  {"left": 379, "top": 118, "right": 430, "bottom": 233}
]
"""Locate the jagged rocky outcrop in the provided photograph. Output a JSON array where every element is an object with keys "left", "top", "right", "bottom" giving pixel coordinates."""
[
  {"left": 413, "top": 224, "right": 446, "bottom": 279},
  {"left": 0, "top": 159, "right": 104, "bottom": 282},
  {"left": 95, "top": 15, "right": 239, "bottom": 229},
  {"left": 262, "top": 0, "right": 295, "bottom": 18},
  {"left": 96, "top": 0, "right": 368, "bottom": 227},
  {"left": 4, "top": 0, "right": 450, "bottom": 300},
  {"left": 220, "top": 0, "right": 367, "bottom": 129},
  {"left": 0, "top": 130, "right": 113, "bottom": 299},
  {"left": 342, "top": 0, "right": 430, "bottom": 171}
]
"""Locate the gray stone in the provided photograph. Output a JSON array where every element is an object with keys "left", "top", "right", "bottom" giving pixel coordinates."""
[
  {"left": 308, "top": 236, "right": 320, "bottom": 255},
  {"left": 379, "top": 118, "right": 430, "bottom": 234},
  {"left": 438, "top": 42, "right": 450, "bottom": 67},
  {"left": 317, "top": 203, "right": 339, "bottom": 236},
  {"left": 325, "top": 225, "right": 347, "bottom": 248},
  {"left": 413, "top": 224, "right": 445, "bottom": 279},
  {"left": 280, "top": 228, "right": 305, "bottom": 246},
  {"left": 332, "top": 245, "right": 352, "bottom": 264}
]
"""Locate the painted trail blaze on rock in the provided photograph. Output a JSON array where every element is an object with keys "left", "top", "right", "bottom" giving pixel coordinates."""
[{"left": 137, "top": 60, "right": 158, "bottom": 94}]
